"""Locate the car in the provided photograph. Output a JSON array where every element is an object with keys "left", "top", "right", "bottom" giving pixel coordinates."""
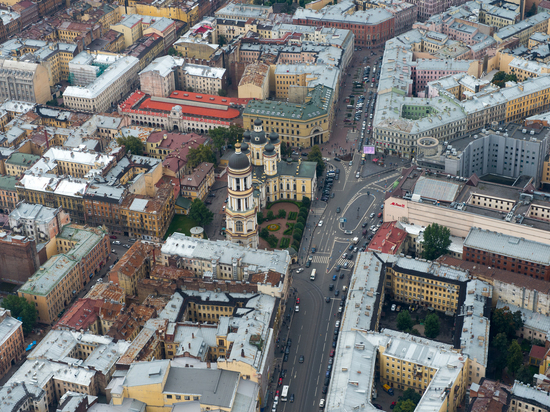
[
  {"left": 340, "top": 272, "right": 344, "bottom": 279},
  {"left": 325, "top": 296, "right": 331, "bottom": 303},
  {"left": 334, "top": 157, "right": 341, "bottom": 161},
  {"left": 322, "top": 386, "right": 328, "bottom": 394},
  {"left": 378, "top": 212, "right": 382, "bottom": 218},
  {"left": 296, "top": 268, "right": 304, "bottom": 274},
  {"left": 343, "top": 262, "right": 350, "bottom": 269},
  {"left": 332, "top": 341, "right": 337, "bottom": 348},
  {"left": 348, "top": 254, "right": 354, "bottom": 260},
  {"left": 344, "top": 230, "right": 353, "bottom": 235},
  {"left": 324, "top": 377, "right": 330, "bottom": 386},
  {"left": 336, "top": 207, "right": 341, "bottom": 213},
  {"left": 287, "top": 339, "right": 292, "bottom": 347},
  {"left": 348, "top": 244, "right": 354, "bottom": 251},
  {"left": 306, "top": 261, "right": 311, "bottom": 268},
  {"left": 129, "top": 238, "right": 136, "bottom": 242},
  {"left": 299, "top": 355, "right": 304, "bottom": 363},
  {"left": 353, "top": 247, "right": 358, "bottom": 253},
  {"left": 283, "top": 353, "right": 288, "bottom": 362},
  {"left": 285, "top": 347, "right": 290, "bottom": 355},
  {"left": 224, "top": 198, "right": 228, "bottom": 203},
  {"left": 281, "top": 369, "right": 287, "bottom": 378},
  {"left": 373, "top": 404, "right": 384, "bottom": 410},
  {"left": 123, "top": 244, "right": 130, "bottom": 248},
  {"left": 290, "top": 394, "right": 295, "bottom": 403},
  {"left": 319, "top": 399, "right": 326, "bottom": 409},
  {"left": 109, "top": 264, "right": 114, "bottom": 270},
  {"left": 342, "top": 252, "right": 348, "bottom": 259},
  {"left": 112, "top": 240, "right": 121, "bottom": 245},
  {"left": 370, "top": 213, "right": 375, "bottom": 218},
  {"left": 332, "top": 275, "right": 337, "bottom": 281},
  {"left": 109, "top": 235, "right": 117, "bottom": 239},
  {"left": 391, "top": 401, "right": 397, "bottom": 409},
  {"left": 335, "top": 265, "right": 341, "bottom": 272},
  {"left": 318, "top": 220, "right": 324, "bottom": 227},
  {"left": 330, "top": 349, "right": 335, "bottom": 357},
  {"left": 278, "top": 377, "right": 283, "bottom": 386},
  {"left": 296, "top": 297, "right": 300, "bottom": 304},
  {"left": 391, "top": 304, "right": 396, "bottom": 311},
  {"left": 311, "top": 247, "right": 316, "bottom": 254},
  {"left": 329, "top": 284, "right": 334, "bottom": 291},
  {"left": 335, "top": 320, "right": 340, "bottom": 328},
  {"left": 380, "top": 204, "right": 384, "bottom": 209},
  {"left": 335, "top": 290, "right": 339, "bottom": 296},
  {"left": 295, "top": 306, "right": 299, "bottom": 312},
  {"left": 331, "top": 193, "right": 335, "bottom": 198},
  {"left": 222, "top": 206, "right": 226, "bottom": 211}
]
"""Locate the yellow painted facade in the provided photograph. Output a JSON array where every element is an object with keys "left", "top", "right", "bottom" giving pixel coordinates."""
[
  {"left": 505, "top": 84, "right": 550, "bottom": 123},
  {"left": 386, "top": 267, "right": 461, "bottom": 313}
]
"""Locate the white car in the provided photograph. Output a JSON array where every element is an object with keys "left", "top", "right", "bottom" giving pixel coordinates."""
[
  {"left": 318, "top": 220, "right": 324, "bottom": 227},
  {"left": 391, "top": 304, "right": 396, "bottom": 311},
  {"left": 296, "top": 268, "right": 304, "bottom": 273},
  {"left": 295, "top": 306, "right": 300, "bottom": 312},
  {"left": 320, "top": 399, "right": 326, "bottom": 408}
]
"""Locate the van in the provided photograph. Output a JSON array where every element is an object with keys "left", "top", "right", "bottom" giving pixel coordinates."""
[
  {"left": 346, "top": 105, "right": 353, "bottom": 109},
  {"left": 310, "top": 269, "right": 317, "bottom": 281}
]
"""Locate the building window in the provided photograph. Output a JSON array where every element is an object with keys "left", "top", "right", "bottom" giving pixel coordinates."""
[{"left": 236, "top": 221, "right": 243, "bottom": 232}]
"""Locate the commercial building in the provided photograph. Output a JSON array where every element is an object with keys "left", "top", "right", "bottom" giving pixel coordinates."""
[
  {"left": 293, "top": 1, "right": 395, "bottom": 48},
  {"left": 0, "top": 309, "right": 25, "bottom": 381},
  {"left": 63, "top": 53, "right": 140, "bottom": 113},
  {"left": 464, "top": 228, "right": 550, "bottom": 281},
  {"left": 118, "top": 90, "right": 244, "bottom": 133},
  {"left": 18, "top": 225, "right": 109, "bottom": 324},
  {"left": 0, "top": 59, "right": 51, "bottom": 104},
  {"left": 8, "top": 202, "right": 70, "bottom": 242},
  {"left": 243, "top": 85, "right": 333, "bottom": 147}
]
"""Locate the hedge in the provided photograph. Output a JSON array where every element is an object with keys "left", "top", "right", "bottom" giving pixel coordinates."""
[
  {"left": 288, "top": 212, "right": 298, "bottom": 220},
  {"left": 280, "top": 238, "right": 291, "bottom": 249}
]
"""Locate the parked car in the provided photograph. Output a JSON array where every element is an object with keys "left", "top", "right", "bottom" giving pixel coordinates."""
[{"left": 109, "top": 235, "right": 117, "bottom": 239}]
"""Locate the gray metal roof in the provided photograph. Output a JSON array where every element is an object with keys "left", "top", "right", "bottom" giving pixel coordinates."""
[
  {"left": 163, "top": 368, "right": 240, "bottom": 408},
  {"left": 464, "top": 227, "right": 550, "bottom": 265},
  {"left": 124, "top": 359, "right": 170, "bottom": 387}
]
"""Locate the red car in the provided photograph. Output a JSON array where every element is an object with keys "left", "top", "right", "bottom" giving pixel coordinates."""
[
  {"left": 276, "top": 390, "right": 280, "bottom": 397},
  {"left": 278, "top": 377, "right": 283, "bottom": 386},
  {"left": 110, "top": 235, "right": 117, "bottom": 239},
  {"left": 329, "top": 349, "right": 335, "bottom": 357},
  {"left": 296, "top": 298, "right": 300, "bottom": 304}
]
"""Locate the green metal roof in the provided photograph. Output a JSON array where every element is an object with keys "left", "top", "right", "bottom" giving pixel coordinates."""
[
  {"left": 6, "top": 153, "right": 40, "bottom": 167},
  {"left": 0, "top": 175, "right": 17, "bottom": 191},
  {"left": 244, "top": 85, "right": 333, "bottom": 121}
]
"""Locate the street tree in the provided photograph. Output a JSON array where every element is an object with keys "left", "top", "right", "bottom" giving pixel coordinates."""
[
  {"left": 422, "top": 223, "right": 451, "bottom": 260},
  {"left": 189, "top": 198, "right": 214, "bottom": 226},
  {"left": 2, "top": 295, "right": 37, "bottom": 334},
  {"left": 116, "top": 135, "right": 144, "bottom": 155},
  {"left": 397, "top": 311, "right": 412, "bottom": 331},
  {"left": 424, "top": 313, "right": 440, "bottom": 339},
  {"left": 307, "top": 145, "right": 325, "bottom": 176}
]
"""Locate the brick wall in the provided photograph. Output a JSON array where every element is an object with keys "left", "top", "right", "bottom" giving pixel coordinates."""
[{"left": 0, "top": 236, "right": 40, "bottom": 285}]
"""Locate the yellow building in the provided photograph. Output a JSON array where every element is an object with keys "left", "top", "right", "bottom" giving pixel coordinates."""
[
  {"left": 504, "top": 76, "right": 550, "bottom": 123},
  {"left": 18, "top": 225, "right": 109, "bottom": 324},
  {"left": 111, "top": 15, "right": 144, "bottom": 48},
  {"left": 243, "top": 85, "right": 333, "bottom": 147},
  {"left": 180, "top": 162, "right": 215, "bottom": 201},
  {"left": 386, "top": 261, "right": 464, "bottom": 314},
  {"left": 4, "top": 153, "right": 41, "bottom": 177}
]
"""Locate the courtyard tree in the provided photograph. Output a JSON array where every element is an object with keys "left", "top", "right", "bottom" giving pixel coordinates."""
[
  {"left": 424, "top": 313, "right": 440, "bottom": 339},
  {"left": 189, "top": 198, "right": 214, "bottom": 226},
  {"left": 422, "top": 223, "right": 451, "bottom": 260},
  {"left": 187, "top": 145, "right": 216, "bottom": 168},
  {"left": 396, "top": 311, "right": 412, "bottom": 331},
  {"left": 491, "top": 307, "right": 523, "bottom": 339},
  {"left": 507, "top": 340, "right": 523, "bottom": 377},
  {"left": 116, "top": 135, "right": 144, "bottom": 155},
  {"left": 2, "top": 295, "right": 37, "bottom": 335}
]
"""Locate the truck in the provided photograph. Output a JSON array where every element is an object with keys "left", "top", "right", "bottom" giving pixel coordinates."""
[
  {"left": 352, "top": 237, "right": 359, "bottom": 245},
  {"left": 383, "top": 384, "right": 394, "bottom": 396}
]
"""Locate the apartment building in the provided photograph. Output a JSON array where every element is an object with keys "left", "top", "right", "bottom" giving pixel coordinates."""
[
  {"left": 478, "top": 3, "right": 520, "bottom": 28},
  {"left": 293, "top": 1, "right": 395, "bottom": 48},
  {"left": 464, "top": 228, "right": 550, "bottom": 280},
  {"left": 0, "top": 175, "right": 19, "bottom": 214},
  {"left": 494, "top": 12, "right": 550, "bottom": 45},
  {"left": 4, "top": 153, "right": 40, "bottom": 177},
  {"left": 180, "top": 64, "right": 226, "bottom": 95},
  {"left": 0, "top": 233, "right": 41, "bottom": 286},
  {"left": 238, "top": 62, "right": 270, "bottom": 100},
  {"left": 0, "top": 309, "right": 24, "bottom": 381},
  {"left": 179, "top": 162, "right": 215, "bottom": 201},
  {"left": 109, "top": 241, "right": 159, "bottom": 296},
  {"left": 8, "top": 202, "right": 70, "bottom": 241},
  {"left": 139, "top": 55, "right": 180, "bottom": 97},
  {"left": 0, "top": 59, "right": 51, "bottom": 104},
  {"left": 173, "top": 18, "right": 219, "bottom": 59},
  {"left": 18, "top": 225, "right": 109, "bottom": 324}
]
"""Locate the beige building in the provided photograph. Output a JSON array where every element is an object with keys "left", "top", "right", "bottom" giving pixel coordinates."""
[
  {"left": 0, "top": 309, "right": 24, "bottom": 382},
  {"left": 181, "top": 64, "right": 226, "bottom": 95},
  {"left": 238, "top": 62, "right": 270, "bottom": 100},
  {"left": 0, "top": 59, "right": 51, "bottom": 104},
  {"left": 139, "top": 55, "right": 180, "bottom": 97},
  {"left": 5, "top": 153, "right": 41, "bottom": 177},
  {"left": 63, "top": 55, "right": 140, "bottom": 113}
]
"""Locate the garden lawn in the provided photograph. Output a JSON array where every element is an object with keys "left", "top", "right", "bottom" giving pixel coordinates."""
[{"left": 164, "top": 214, "right": 201, "bottom": 239}]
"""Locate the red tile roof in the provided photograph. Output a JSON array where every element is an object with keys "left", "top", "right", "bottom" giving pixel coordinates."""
[
  {"left": 530, "top": 345, "right": 547, "bottom": 360},
  {"left": 54, "top": 298, "right": 98, "bottom": 331},
  {"left": 169, "top": 91, "right": 251, "bottom": 107},
  {"left": 138, "top": 97, "right": 241, "bottom": 119},
  {"left": 367, "top": 221, "right": 407, "bottom": 255}
]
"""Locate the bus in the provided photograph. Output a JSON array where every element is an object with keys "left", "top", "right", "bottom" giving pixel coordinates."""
[
  {"left": 281, "top": 385, "right": 289, "bottom": 402},
  {"left": 310, "top": 269, "right": 316, "bottom": 281}
]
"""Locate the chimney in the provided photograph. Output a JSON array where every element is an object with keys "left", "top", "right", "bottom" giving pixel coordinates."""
[
  {"left": 188, "top": 343, "right": 191, "bottom": 349},
  {"left": 241, "top": 349, "right": 245, "bottom": 357}
]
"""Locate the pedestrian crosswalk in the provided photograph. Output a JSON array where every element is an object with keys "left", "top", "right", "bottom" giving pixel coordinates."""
[{"left": 312, "top": 255, "right": 355, "bottom": 269}]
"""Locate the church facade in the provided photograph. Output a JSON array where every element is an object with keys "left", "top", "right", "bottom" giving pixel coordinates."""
[{"left": 225, "top": 119, "right": 317, "bottom": 248}]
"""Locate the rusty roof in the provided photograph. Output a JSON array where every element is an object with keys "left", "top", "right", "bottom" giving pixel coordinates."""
[
  {"left": 238, "top": 62, "right": 270, "bottom": 88},
  {"left": 109, "top": 241, "right": 159, "bottom": 279},
  {"left": 54, "top": 298, "right": 98, "bottom": 331},
  {"left": 150, "top": 265, "right": 194, "bottom": 281},
  {"left": 249, "top": 269, "right": 282, "bottom": 286}
]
